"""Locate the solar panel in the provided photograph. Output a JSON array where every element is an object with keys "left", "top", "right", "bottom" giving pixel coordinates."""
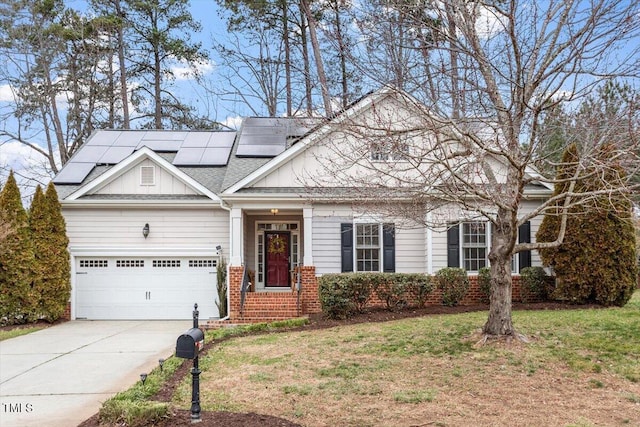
[
  {"left": 209, "top": 132, "right": 236, "bottom": 147},
  {"left": 52, "top": 162, "right": 95, "bottom": 184},
  {"left": 85, "top": 131, "right": 122, "bottom": 146},
  {"left": 113, "top": 132, "right": 144, "bottom": 147},
  {"left": 236, "top": 143, "right": 285, "bottom": 157},
  {"left": 98, "top": 146, "right": 135, "bottom": 164},
  {"left": 173, "top": 147, "right": 205, "bottom": 165},
  {"left": 200, "top": 147, "right": 232, "bottom": 165},
  {"left": 71, "top": 145, "right": 110, "bottom": 162},
  {"left": 142, "top": 131, "right": 187, "bottom": 141},
  {"left": 136, "top": 140, "right": 183, "bottom": 151},
  {"left": 181, "top": 132, "right": 213, "bottom": 148}
]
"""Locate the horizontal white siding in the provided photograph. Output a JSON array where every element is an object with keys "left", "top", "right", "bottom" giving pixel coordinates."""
[
  {"left": 431, "top": 200, "right": 546, "bottom": 272},
  {"left": 311, "top": 204, "right": 427, "bottom": 274},
  {"left": 63, "top": 207, "right": 229, "bottom": 250},
  {"left": 395, "top": 226, "right": 426, "bottom": 273},
  {"left": 312, "top": 212, "right": 351, "bottom": 275}
]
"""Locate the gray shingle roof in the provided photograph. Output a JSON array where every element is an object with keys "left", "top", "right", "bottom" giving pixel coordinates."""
[{"left": 53, "top": 117, "right": 320, "bottom": 200}]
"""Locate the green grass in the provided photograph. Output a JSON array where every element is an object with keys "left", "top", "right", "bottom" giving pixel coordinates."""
[
  {"left": 103, "top": 292, "right": 640, "bottom": 426},
  {"left": 0, "top": 326, "right": 45, "bottom": 341},
  {"left": 99, "top": 355, "right": 184, "bottom": 426}
]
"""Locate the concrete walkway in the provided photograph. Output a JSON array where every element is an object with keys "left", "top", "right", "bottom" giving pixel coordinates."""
[{"left": 0, "top": 320, "right": 191, "bottom": 427}]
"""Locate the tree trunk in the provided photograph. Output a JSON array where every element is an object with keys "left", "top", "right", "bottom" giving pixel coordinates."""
[
  {"left": 301, "top": 0, "right": 332, "bottom": 116},
  {"left": 299, "top": 9, "right": 313, "bottom": 115},
  {"left": 114, "top": 0, "right": 130, "bottom": 129},
  {"left": 282, "top": 1, "right": 292, "bottom": 117},
  {"left": 483, "top": 210, "right": 516, "bottom": 336}
]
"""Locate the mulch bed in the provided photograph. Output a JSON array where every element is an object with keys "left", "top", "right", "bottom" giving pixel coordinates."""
[{"left": 74, "top": 301, "right": 597, "bottom": 427}]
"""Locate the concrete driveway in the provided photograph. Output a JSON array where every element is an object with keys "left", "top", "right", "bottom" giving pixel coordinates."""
[{"left": 0, "top": 320, "right": 191, "bottom": 427}]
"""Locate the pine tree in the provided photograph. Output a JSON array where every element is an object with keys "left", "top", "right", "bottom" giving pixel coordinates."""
[
  {"left": 0, "top": 172, "right": 35, "bottom": 324},
  {"left": 537, "top": 144, "right": 637, "bottom": 306},
  {"left": 29, "top": 183, "right": 71, "bottom": 321}
]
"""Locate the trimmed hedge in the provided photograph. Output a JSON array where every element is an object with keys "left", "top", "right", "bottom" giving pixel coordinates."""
[
  {"left": 318, "top": 273, "right": 433, "bottom": 319},
  {"left": 433, "top": 268, "right": 469, "bottom": 307},
  {"left": 478, "top": 267, "right": 492, "bottom": 304},
  {"left": 520, "top": 267, "right": 554, "bottom": 303}
]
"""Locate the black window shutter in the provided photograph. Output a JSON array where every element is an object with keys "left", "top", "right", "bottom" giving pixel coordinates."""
[
  {"left": 341, "top": 223, "right": 354, "bottom": 272},
  {"left": 382, "top": 223, "right": 395, "bottom": 272},
  {"left": 447, "top": 224, "right": 460, "bottom": 268},
  {"left": 518, "top": 221, "right": 532, "bottom": 270}
]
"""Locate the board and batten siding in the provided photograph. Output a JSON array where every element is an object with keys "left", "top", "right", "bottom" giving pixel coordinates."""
[
  {"left": 63, "top": 207, "right": 229, "bottom": 249},
  {"left": 94, "top": 159, "right": 198, "bottom": 196}
]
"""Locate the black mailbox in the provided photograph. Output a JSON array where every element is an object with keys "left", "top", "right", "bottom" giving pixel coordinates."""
[{"left": 176, "top": 328, "right": 204, "bottom": 359}]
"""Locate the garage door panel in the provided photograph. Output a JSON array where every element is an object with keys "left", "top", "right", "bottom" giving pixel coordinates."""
[{"left": 76, "top": 257, "right": 219, "bottom": 320}]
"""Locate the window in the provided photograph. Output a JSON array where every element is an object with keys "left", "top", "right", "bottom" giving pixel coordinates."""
[
  {"left": 79, "top": 259, "right": 108, "bottom": 268},
  {"left": 116, "top": 259, "right": 144, "bottom": 268},
  {"left": 140, "top": 166, "right": 155, "bottom": 185},
  {"left": 152, "top": 259, "right": 181, "bottom": 268},
  {"left": 356, "top": 224, "right": 380, "bottom": 271},
  {"left": 370, "top": 141, "right": 410, "bottom": 161},
  {"left": 447, "top": 220, "right": 532, "bottom": 273},
  {"left": 341, "top": 223, "right": 395, "bottom": 273},
  {"left": 462, "top": 222, "right": 487, "bottom": 271}
]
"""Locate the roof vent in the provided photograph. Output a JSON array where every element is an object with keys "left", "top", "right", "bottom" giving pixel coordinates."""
[{"left": 140, "top": 166, "right": 155, "bottom": 185}]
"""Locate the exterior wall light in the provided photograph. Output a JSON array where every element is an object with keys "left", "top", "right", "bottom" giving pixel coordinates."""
[
  {"left": 270, "top": 208, "right": 279, "bottom": 215},
  {"left": 142, "top": 223, "right": 150, "bottom": 238}
]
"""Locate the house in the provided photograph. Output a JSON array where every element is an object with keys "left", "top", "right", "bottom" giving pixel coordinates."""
[{"left": 53, "top": 87, "right": 552, "bottom": 323}]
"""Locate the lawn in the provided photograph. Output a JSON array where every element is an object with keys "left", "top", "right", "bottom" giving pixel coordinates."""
[
  {"left": 173, "top": 292, "right": 640, "bottom": 427},
  {"left": 0, "top": 325, "right": 45, "bottom": 341}
]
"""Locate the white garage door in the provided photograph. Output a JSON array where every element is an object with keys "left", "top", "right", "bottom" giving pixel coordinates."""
[{"left": 75, "top": 257, "right": 219, "bottom": 320}]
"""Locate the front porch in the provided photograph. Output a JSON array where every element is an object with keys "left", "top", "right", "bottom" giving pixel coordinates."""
[{"left": 207, "top": 265, "right": 321, "bottom": 326}]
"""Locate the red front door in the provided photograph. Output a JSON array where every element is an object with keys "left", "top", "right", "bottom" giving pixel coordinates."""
[{"left": 265, "top": 231, "right": 290, "bottom": 287}]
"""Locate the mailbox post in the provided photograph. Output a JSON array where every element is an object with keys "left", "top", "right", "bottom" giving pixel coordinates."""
[
  {"left": 175, "top": 303, "right": 203, "bottom": 423},
  {"left": 191, "top": 304, "right": 201, "bottom": 423}
]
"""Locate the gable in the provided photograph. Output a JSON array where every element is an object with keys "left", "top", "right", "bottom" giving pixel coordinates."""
[
  {"left": 92, "top": 158, "right": 199, "bottom": 196},
  {"left": 228, "top": 89, "right": 551, "bottom": 196},
  {"left": 64, "top": 147, "right": 220, "bottom": 202}
]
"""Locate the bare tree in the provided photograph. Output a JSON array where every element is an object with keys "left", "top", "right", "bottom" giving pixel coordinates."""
[
  {"left": 307, "top": 0, "right": 640, "bottom": 338},
  {"left": 214, "top": 32, "right": 286, "bottom": 117},
  {"left": 0, "top": 0, "right": 113, "bottom": 177}
]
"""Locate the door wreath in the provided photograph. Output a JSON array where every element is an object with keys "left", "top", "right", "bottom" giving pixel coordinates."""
[{"left": 268, "top": 235, "right": 286, "bottom": 255}]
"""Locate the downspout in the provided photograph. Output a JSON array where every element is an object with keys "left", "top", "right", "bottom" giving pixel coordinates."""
[{"left": 218, "top": 199, "right": 232, "bottom": 321}]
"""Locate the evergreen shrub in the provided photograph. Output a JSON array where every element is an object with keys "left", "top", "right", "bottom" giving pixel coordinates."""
[
  {"left": 478, "top": 267, "right": 491, "bottom": 304},
  {"left": 520, "top": 267, "right": 553, "bottom": 303},
  {"left": 318, "top": 273, "right": 433, "bottom": 319},
  {"left": 434, "top": 268, "right": 469, "bottom": 306}
]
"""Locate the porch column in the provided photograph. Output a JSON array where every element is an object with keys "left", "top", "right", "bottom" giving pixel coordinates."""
[
  {"left": 230, "top": 207, "right": 243, "bottom": 266},
  {"left": 303, "top": 207, "right": 313, "bottom": 266}
]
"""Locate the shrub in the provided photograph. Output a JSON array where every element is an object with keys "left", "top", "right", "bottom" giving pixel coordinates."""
[
  {"left": 434, "top": 268, "right": 469, "bottom": 306},
  {"left": 216, "top": 257, "right": 228, "bottom": 318},
  {"left": 318, "top": 274, "right": 358, "bottom": 319},
  {"left": 376, "top": 276, "right": 408, "bottom": 311},
  {"left": 29, "top": 183, "right": 70, "bottom": 322},
  {"left": 318, "top": 273, "right": 434, "bottom": 318},
  {"left": 404, "top": 274, "right": 433, "bottom": 308},
  {"left": 520, "top": 266, "right": 553, "bottom": 302},
  {"left": 478, "top": 267, "right": 492, "bottom": 304},
  {"left": 0, "top": 172, "right": 35, "bottom": 325},
  {"left": 537, "top": 143, "right": 637, "bottom": 306}
]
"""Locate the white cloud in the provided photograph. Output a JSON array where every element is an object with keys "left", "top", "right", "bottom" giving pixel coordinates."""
[
  {"left": 221, "top": 115, "right": 243, "bottom": 130},
  {"left": 0, "top": 141, "right": 53, "bottom": 203},
  {"left": 173, "top": 59, "right": 215, "bottom": 81},
  {"left": 474, "top": 4, "right": 507, "bottom": 39},
  {"left": 0, "top": 84, "right": 16, "bottom": 102}
]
